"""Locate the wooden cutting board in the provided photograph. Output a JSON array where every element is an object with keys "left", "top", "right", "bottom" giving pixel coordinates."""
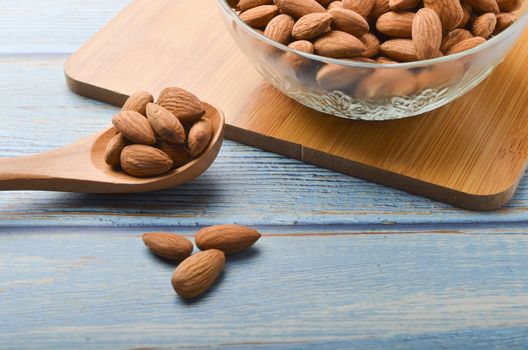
[{"left": 64, "top": 0, "right": 528, "bottom": 210}]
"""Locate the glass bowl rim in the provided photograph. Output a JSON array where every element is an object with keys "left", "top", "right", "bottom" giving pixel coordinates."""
[{"left": 218, "top": 0, "right": 528, "bottom": 69}]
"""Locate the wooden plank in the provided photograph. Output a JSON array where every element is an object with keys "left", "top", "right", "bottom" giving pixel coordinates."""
[
  {"left": 1, "top": 228, "right": 527, "bottom": 349},
  {"left": 0, "top": 0, "right": 128, "bottom": 54},
  {"left": 1, "top": 56, "right": 528, "bottom": 227},
  {"left": 62, "top": 0, "right": 528, "bottom": 210}
]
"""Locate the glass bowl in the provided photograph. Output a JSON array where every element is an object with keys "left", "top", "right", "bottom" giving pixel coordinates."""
[{"left": 217, "top": 0, "right": 528, "bottom": 120}]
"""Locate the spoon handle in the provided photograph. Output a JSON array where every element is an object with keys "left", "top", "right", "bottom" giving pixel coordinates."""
[{"left": 0, "top": 152, "right": 64, "bottom": 191}]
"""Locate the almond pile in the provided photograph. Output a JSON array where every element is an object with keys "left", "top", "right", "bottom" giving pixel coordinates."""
[
  {"left": 143, "top": 225, "right": 261, "bottom": 299},
  {"left": 105, "top": 88, "right": 213, "bottom": 177},
  {"left": 233, "top": 0, "right": 522, "bottom": 63}
]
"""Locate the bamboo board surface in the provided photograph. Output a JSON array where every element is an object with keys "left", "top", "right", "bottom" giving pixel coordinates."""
[{"left": 64, "top": 0, "right": 528, "bottom": 210}]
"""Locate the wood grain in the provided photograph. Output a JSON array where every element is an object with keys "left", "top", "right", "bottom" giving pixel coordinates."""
[
  {"left": 2, "top": 56, "right": 528, "bottom": 227},
  {"left": 64, "top": 0, "right": 528, "bottom": 210},
  {"left": 1, "top": 228, "right": 527, "bottom": 349}
]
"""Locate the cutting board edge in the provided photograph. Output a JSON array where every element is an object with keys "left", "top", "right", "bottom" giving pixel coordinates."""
[{"left": 226, "top": 124, "right": 519, "bottom": 211}]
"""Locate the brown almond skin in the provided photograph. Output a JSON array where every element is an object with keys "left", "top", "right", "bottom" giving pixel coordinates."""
[
  {"left": 275, "top": 0, "right": 326, "bottom": 18},
  {"left": 328, "top": 8, "right": 370, "bottom": 37},
  {"left": 424, "top": 0, "right": 464, "bottom": 30},
  {"left": 171, "top": 250, "right": 225, "bottom": 299},
  {"left": 316, "top": 63, "right": 369, "bottom": 90},
  {"left": 292, "top": 12, "right": 333, "bottom": 40},
  {"left": 283, "top": 40, "right": 314, "bottom": 70},
  {"left": 472, "top": 13, "right": 497, "bottom": 39},
  {"left": 157, "top": 140, "right": 191, "bottom": 169},
  {"left": 440, "top": 29, "right": 473, "bottom": 53},
  {"left": 188, "top": 118, "right": 213, "bottom": 157},
  {"left": 458, "top": 4, "right": 472, "bottom": 28},
  {"left": 494, "top": 12, "right": 516, "bottom": 34},
  {"left": 355, "top": 68, "right": 417, "bottom": 99},
  {"left": 313, "top": 30, "right": 366, "bottom": 58},
  {"left": 104, "top": 133, "right": 128, "bottom": 167},
  {"left": 195, "top": 225, "right": 262, "bottom": 254},
  {"left": 376, "top": 56, "right": 399, "bottom": 64},
  {"left": 412, "top": 8, "right": 442, "bottom": 60},
  {"left": 240, "top": 5, "right": 279, "bottom": 28},
  {"left": 342, "top": 0, "right": 375, "bottom": 17},
  {"left": 376, "top": 11, "right": 415, "bottom": 38},
  {"left": 146, "top": 103, "right": 186, "bottom": 144},
  {"left": 380, "top": 39, "right": 418, "bottom": 61},
  {"left": 463, "top": 0, "right": 500, "bottom": 14},
  {"left": 237, "top": 0, "right": 273, "bottom": 11},
  {"left": 264, "top": 14, "right": 295, "bottom": 44},
  {"left": 112, "top": 111, "right": 157, "bottom": 145},
  {"left": 122, "top": 91, "right": 154, "bottom": 116},
  {"left": 120, "top": 145, "right": 173, "bottom": 177},
  {"left": 157, "top": 87, "right": 204, "bottom": 124},
  {"left": 447, "top": 36, "right": 486, "bottom": 55},
  {"left": 360, "top": 33, "right": 380, "bottom": 57},
  {"left": 368, "top": 0, "right": 391, "bottom": 18},
  {"left": 496, "top": 0, "right": 521, "bottom": 12},
  {"left": 327, "top": 1, "right": 344, "bottom": 9},
  {"left": 143, "top": 232, "right": 193, "bottom": 261},
  {"left": 389, "top": 0, "right": 419, "bottom": 11}
]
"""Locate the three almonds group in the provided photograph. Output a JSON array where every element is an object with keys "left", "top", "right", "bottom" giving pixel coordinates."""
[
  {"left": 143, "top": 225, "right": 261, "bottom": 299},
  {"left": 233, "top": 0, "right": 521, "bottom": 63},
  {"left": 105, "top": 87, "right": 213, "bottom": 177}
]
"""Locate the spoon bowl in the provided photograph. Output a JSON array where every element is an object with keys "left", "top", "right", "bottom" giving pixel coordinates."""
[{"left": 0, "top": 103, "right": 225, "bottom": 193}]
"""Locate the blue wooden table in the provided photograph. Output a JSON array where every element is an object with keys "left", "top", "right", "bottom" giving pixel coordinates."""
[{"left": 1, "top": 1, "right": 528, "bottom": 349}]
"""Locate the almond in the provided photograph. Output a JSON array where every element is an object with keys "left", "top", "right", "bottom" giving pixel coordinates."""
[
  {"left": 496, "top": 0, "right": 521, "bottom": 11},
  {"left": 416, "top": 62, "right": 465, "bottom": 90},
  {"left": 146, "top": 103, "right": 185, "bottom": 144},
  {"left": 494, "top": 12, "right": 516, "bottom": 34},
  {"left": 440, "top": 29, "right": 473, "bottom": 53},
  {"left": 275, "top": 0, "right": 326, "bottom": 18},
  {"left": 195, "top": 225, "right": 262, "bottom": 254},
  {"left": 264, "top": 14, "right": 295, "bottom": 44},
  {"left": 237, "top": 0, "right": 273, "bottom": 11},
  {"left": 458, "top": 4, "right": 472, "bottom": 28},
  {"left": 143, "top": 232, "right": 193, "bottom": 261},
  {"left": 316, "top": 63, "right": 370, "bottom": 90},
  {"left": 412, "top": 8, "right": 442, "bottom": 60},
  {"left": 327, "top": 1, "right": 344, "bottom": 9},
  {"left": 328, "top": 8, "right": 370, "bottom": 37},
  {"left": 342, "top": 0, "right": 375, "bottom": 17},
  {"left": 360, "top": 33, "right": 381, "bottom": 57},
  {"left": 171, "top": 250, "right": 225, "bottom": 299},
  {"left": 240, "top": 4, "right": 279, "bottom": 28},
  {"left": 316, "top": 0, "right": 333, "bottom": 5},
  {"left": 368, "top": 0, "right": 391, "bottom": 18},
  {"left": 156, "top": 140, "right": 191, "bottom": 169},
  {"left": 376, "top": 11, "right": 415, "bottom": 38},
  {"left": 112, "top": 111, "right": 157, "bottom": 145},
  {"left": 424, "top": 0, "right": 464, "bottom": 30},
  {"left": 283, "top": 40, "right": 314, "bottom": 70},
  {"left": 120, "top": 145, "right": 173, "bottom": 177},
  {"left": 104, "top": 133, "right": 128, "bottom": 166},
  {"left": 463, "top": 0, "right": 500, "bottom": 14},
  {"left": 447, "top": 36, "right": 486, "bottom": 55},
  {"left": 313, "top": 30, "right": 366, "bottom": 58},
  {"left": 472, "top": 13, "right": 497, "bottom": 38},
  {"left": 292, "top": 12, "right": 333, "bottom": 40},
  {"left": 157, "top": 87, "right": 204, "bottom": 124},
  {"left": 188, "top": 118, "right": 213, "bottom": 157},
  {"left": 122, "top": 91, "right": 154, "bottom": 116},
  {"left": 389, "top": 0, "right": 419, "bottom": 11},
  {"left": 380, "top": 39, "right": 418, "bottom": 61},
  {"left": 355, "top": 68, "right": 417, "bottom": 99},
  {"left": 376, "top": 56, "right": 399, "bottom": 63}
]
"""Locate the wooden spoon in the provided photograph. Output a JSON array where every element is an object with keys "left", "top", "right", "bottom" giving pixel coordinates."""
[{"left": 0, "top": 103, "right": 225, "bottom": 193}]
